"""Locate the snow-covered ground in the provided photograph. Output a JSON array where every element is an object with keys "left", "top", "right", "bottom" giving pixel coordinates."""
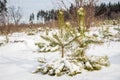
[{"left": 0, "top": 27, "right": 120, "bottom": 80}]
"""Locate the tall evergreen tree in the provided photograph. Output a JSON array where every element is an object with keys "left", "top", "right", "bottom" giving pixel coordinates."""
[
  {"left": 29, "top": 13, "right": 34, "bottom": 23},
  {"left": 0, "top": 0, "right": 7, "bottom": 25}
]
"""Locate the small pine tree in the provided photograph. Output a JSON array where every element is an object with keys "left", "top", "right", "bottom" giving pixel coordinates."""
[{"left": 34, "top": 7, "right": 110, "bottom": 76}]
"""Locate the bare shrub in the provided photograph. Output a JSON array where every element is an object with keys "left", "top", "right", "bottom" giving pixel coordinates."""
[{"left": 57, "top": 0, "right": 99, "bottom": 28}]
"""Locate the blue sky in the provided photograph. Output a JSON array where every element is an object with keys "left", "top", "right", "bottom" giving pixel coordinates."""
[{"left": 7, "top": 0, "right": 120, "bottom": 23}]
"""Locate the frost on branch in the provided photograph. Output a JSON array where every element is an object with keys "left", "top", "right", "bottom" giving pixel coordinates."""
[{"left": 33, "top": 55, "right": 109, "bottom": 76}]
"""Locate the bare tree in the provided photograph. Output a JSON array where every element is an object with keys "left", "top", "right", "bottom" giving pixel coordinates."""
[
  {"left": 57, "top": 0, "right": 99, "bottom": 28},
  {"left": 8, "top": 6, "right": 22, "bottom": 26}
]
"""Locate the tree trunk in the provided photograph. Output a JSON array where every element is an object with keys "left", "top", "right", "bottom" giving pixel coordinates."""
[{"left": 61, "top": 46, "right": 64, "bottom": 58}]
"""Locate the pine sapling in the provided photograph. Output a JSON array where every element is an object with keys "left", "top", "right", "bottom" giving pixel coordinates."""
[{"left": 34, "top": 7, "right": 110, "bottom": 76}]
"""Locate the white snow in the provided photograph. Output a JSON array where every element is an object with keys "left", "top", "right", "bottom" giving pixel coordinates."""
[{"left": 0, "top": 27, "right": 120, "bottom": 80}]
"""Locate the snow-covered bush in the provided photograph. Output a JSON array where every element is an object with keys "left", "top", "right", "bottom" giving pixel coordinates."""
[
  {"left": 0, "top": 41, "right": 4, "bottom": 46},
  {"left": 0, "top": 36, "right": 9, "bottom": 46},
  {"left": 114, "top": 27, "right": 120, "bottom": 41},
  {"left": 98, "top": 25, "right": 120, "bottom": 42},
  {"left": 99, "top": 26, "right": 113, "bottom": 41},
  {"left": 34, "top": 7, "right": 110, "bottom": 76}
]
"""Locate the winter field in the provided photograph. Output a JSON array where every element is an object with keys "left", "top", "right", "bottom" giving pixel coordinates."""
[{"left": 0, "top": 25, "right": 120, "bottom": 80}]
